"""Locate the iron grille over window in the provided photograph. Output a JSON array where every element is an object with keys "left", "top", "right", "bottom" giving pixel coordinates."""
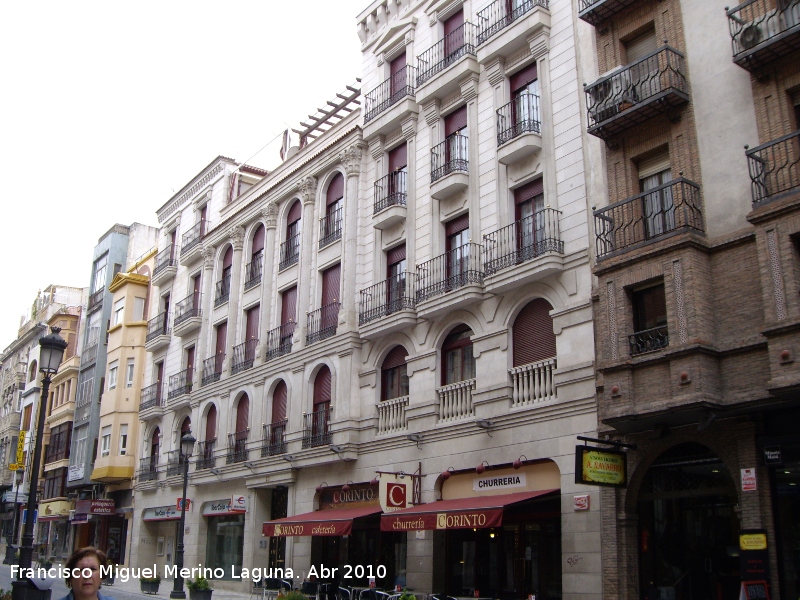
[
  {"left": 306, "top": 303, "right": 340, "bottom": 344},
  {"left": 279, "top": 234, "right": 300, "bottom": 270},
  {"left": 262, "top": 421, "right": 288, "bottom": 456},
  {"left": 302, "top": 406, "right": 331, "bottom": 448},
  {"left": 431, "top": 133, "right": 469, "bottom": 183}
]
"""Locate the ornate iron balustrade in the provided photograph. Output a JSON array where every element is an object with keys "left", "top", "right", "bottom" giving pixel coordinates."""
[
  {"left": 202, "top": 354, "right": 224, "bottom": 386},
  {"left": 139, "top": 382, "right": 162, "bottom": 412},
  {"left": 306, "top": 303, "right": 340, "bottom": 345},
  {"left": 265, "top": 322, "right": 295, "bottom": 362},
  {"left": 166, "top": 450, "right": 188, "bottom": 477},
  {"left": 437, "top": 379, "right": 476, "bottom": 422},
  {"left": 181, "top": 220, "right": 207, "bottom": 256},
  {"left": 214, "top": 274, "right": 231, "bottom": 307},
  {"left": 727, "top": 0, "right": 800, "bottom": 65},
  {"left": 262, "top": 421, "right": 288, "bottom": 457},
  {"left": 138, "top": 456, "right": 158, "bottom": 482},
  {"left": 629, "top": 325, "right": 669, "bottom": 356},
  {"left": 319, "top": 207, "right": 343, "bottom": 248},
  {"left": 196, "top": 439, "right": 216, "bottom": 470},
  {"left": 174, "top": 293, "right": 201, "bottom": 326},
  {"left": 377, "top": 395, "right": 409, "bottom": 434},
  {"left": 431, "top": 133, "right": 468, "bottom": 183},
  {"left": 417, "top": 22, "right": 479, "bottom": 86},
  {"left": 154, "top": 245, "right": 177, "bottom": 276},
  {"left": 279, "top": 234, "right": 300, "bottom": 270},
  {"left": 227, "top": 430, "right": 249, "bottom": 464},
  {"left": 510, "top": 358, "right": 556, "bottom": 407},
  {"left": 167, "top": 368, "right": 193, "bottom": 400},
  {"left": 359, "top": 272, "right": 416, "bottom": 325},
  {"left": 477, "top": 0, "right": 549, "bottom": 44},
  {"left": 416, "top": 243, "right": 484, "bottom": 303},
  {"left": 244, "top": 253, "right": 263, "bottom": 290},
  {"left": 483, "top": 208, "right": 563, "bottom": 275},
  {"left": 585, "top": 47, "right": 688, "bottom": 128},
  {"left": 364, "top": 66, "right": 418, "bottom": 123},
  {"left": 88, "top": 289, "right": 104, "bottom": 312},
  {"left": 497, "top": 93, "right": 541, "bottom": 146},
  {"left": 232, "top": 339, "right": 257, "bottom": 374},
  {"left": 146, "top": 312, "right": 170, "bottom": 342},
  {"left": 374, "top": 171, "right": 407, "bottom": 214},
  {"left": 594, "top": 178, "right": 704, "bottom": 259},
  {"left": 747, "top": 129, "right": 800, "bottom": 205},
  {"left": 302, "top": 407, "right": 331, "bottom": 448}
]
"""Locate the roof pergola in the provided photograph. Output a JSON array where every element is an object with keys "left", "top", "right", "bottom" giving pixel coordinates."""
[{"left": 292, "top": 79, "right": 361, "bottom": 147}]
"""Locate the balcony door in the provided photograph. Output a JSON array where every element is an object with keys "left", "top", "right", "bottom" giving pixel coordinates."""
[
  {"left": 155, "top": 362, "right": 164, "bottom": 402},
  {"left": 245, "top": 305, "right": 260, "bottom": 362},
  {"left": 204, "top": 405, "right": 216, "bottom": 461},
  {"left": 221, "top": 245, "right": 233, "bottom": 292},
  {"left": 513, "top": 298, "right": 556, "bottom": 367},
  {"left": 215, "top": 321, "right": 227, "bottom": 373},
  {"left": 235, "top": 394, "right": 249, "bottom": 455},
  {"left": 638, "top": 149, "right": 674, "bottom": 238},
  {"left": 192, "top": 273, "right": 201, "bottom": 310},
  {"left": 442, "top": 325, "right": 475, "bottom": 385},
  {"left": 388, "top": 143, "right": 408, "bottom": 202},
  {"left": 280, "top": 286, "right": 297, "bottom": 347},
  {"left": 387, "top": 244, "right": 407, "bottom": 311},
  {"left": 443, "top": 10, "right": 465, "bottom": 60},
  {"left": 325, "top": 174, "right": 344, "bottom": 238},
  {"left": 625, "top": 27, "right": 659, "bottom": 101},
  {"left": 444, "top": 106, "right": 468, "bottom": 166},
  {"left": 446, "top": 213, "right": 470, "bottom": 288},
  {"left": 271, "top": 381, "right": 287, "bottom": 448},
  {"left": 321, "top": 264, "right": 341, "bottom": 332},
  {"left": 510, "top": 63, "right": 539, "bottom": 129},
  {"left": 514, "top": 179, "right": 545, "bottom": 257},
  {"left": 389, "top": 53, "right": 407, "bottom": 99},
  {"left": 312, "top": 366, "right": 332, "bottom": 440},
  {"left": 150, "top": 428, "right": 160, "bottom": 471},
  {"left": 185, "top": 346, "right": 195, "bottom": 385}
]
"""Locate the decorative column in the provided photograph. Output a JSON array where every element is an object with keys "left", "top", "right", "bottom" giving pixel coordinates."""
[
  {"left": 297, "top": 176, "right": 318, "bottom": 348},
  {"left": 461, "top": 75, "right": 480, "bottom": 237},
  {"left": 196, "top": 245, "right": 216, "bottom": 387},
  {"left": 401, "top": 117, "right": 418, "bottom": 276},
  {"left": 226, "top": 225, "right": 245, "bottom": 374},
  {"left": 529, "top": 32, "right": 556, "bottom": 207},
  {"left": 340, "top": 143, "right": 365, "bottom": 329},
  {"left": 259, "top": 202, "right": 278, "bottom": 343}
]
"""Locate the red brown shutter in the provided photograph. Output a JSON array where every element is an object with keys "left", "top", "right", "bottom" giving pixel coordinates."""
[
  {"left": 513, "top": 298, "right": 556, "bottom": 366},
  {"left": 444, "top": 105, "right": 468, "bottom": 136},
  {"left": 215, "top": 321, "right": 227, "bottom": 355},
  {"left": 156, "top": 362, "right": 164, "bottom": 385},
  {"left": 287, "top": 200, "right": 302, "bottom": 225},
  {"left": 322, "top": 264, "right": 341, "bottom": 306},
  {"left": 186, "top": 347, "right": 195, "bottom": 380},
  {"left": 314, "top": 366, "right": 332, "bottom": 405},
  {"left": 236, "top": 394, "right": 250, "bottom": 432},
  {"left": 327, "top": 174, "right": 344, "bottom": 206},
  {"left": 272, "top": 381, "right": 287, "bottom": 423},
  {"left": 387, "top": 244, "right": 406, "bottom": 267},
  {"left": 390, "top": 53, "right": 407, "bottom": 96},
  {"left": 193, "top": 274, "right": 202, "bottom": 296},
  {"left": 252, "top": 224, "right": 265, "bottom": 255},
  {"left": 443, "top": 10, "right": 464, "bottom": 56},
  {"left": 446, "top": 213, "right": 470, "bottom": 236},
  {"left": 281, "top": 286, "right": 297, "bottom": 324},
  {"left": 205, "top": 405, "right": 217, "bottom": 441},
  {"left": 246, "top": 305, "right": 260, "bottom": 340},
  {"left": 510, "top": 63, "right": 538, "bottom": 93},
  {"left": 390, "top": 53, "right": 406, "bottom": 75},
  {"left": 222, "top": 245, "right": 233, "bottom": 270},
  {"left": 514, "top": 179, "right": 544, "bottom": 204},
  {"left": 151, "top": 428, "right": 160, "bottom": 454},
  {"left": 388, "top": 144, "right": 408, "bottom": 172},
  {"left": 382, "top": 346, "right": 408, "bottom": 370}
]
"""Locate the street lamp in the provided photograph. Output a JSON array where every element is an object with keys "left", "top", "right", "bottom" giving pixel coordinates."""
[
  {"left": 170, "top": 430, "right": 196, "bottom": 599},
  {"left": 12, "top": 326, "right": 67, "bottom": 600}
]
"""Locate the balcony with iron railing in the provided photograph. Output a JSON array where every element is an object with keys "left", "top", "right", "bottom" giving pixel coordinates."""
[
  {"left": 231, "top": 339, "right": 257, "bottom": 374},
  {"left": 594, "top": 178, "right": 704, "bottom": 260},
  {"left": 138, "top": 456, "right": 158, "bottom": 482},
  {"left": 196, "top": 439, "right": 215, "bottom": 470},
  {"left": 374, "top": 170, "right": 407, "bottom": 214},
  {"left": 302, "top": 407, "right": 331, "bottom": 448},
  {"left": 377, "top": 395, "right": 409, "bottom": 434},
  {"left": 747, "top": 129, "right": 800, "bottom": 206},
  {"left": 306, "top": 303, "right": 340, "bottom": 345},
  {"left": 319, "top": 207, "right": 343, "bottom": 248},
  {"left": 359, "top": 273, "right": 417, "bottom": 339},
  {"left": 496, "top": 94, "right": 542, "bottom": 164},
  {"left": 577, "top": 0, "right": 641, "bottom": 26},
  {"left": 416, "top": 243, "right": 485, "bottom": 307},
  {"left": 227, "top": 430, "right": 249, "bottom": 464},
  {"left": 173, "top": 293, "right": 202, "bottom": 337},
  {"left": 476, "top": 0, "right": 550, "bottom": 64},
  {"left": 202, "top": 354, "right": 224, "bottom": 386},
  {"left": 364, "top": 65, "right": 418, "bottom": 127},
  {"left": 585, "top": 47, "right": 689, "bottom": 140},
  {"left": 145, "top": 312, "right": 170, "bottom": 351},
  {"left": 180, "top": 220, "right": 207, "bottom": 265},
  {"left": 727, "top": 0, "right": 800, "bottom": 70},
  {"left": 279, "top": 234, "right": 300, "bottom": 271},
  {"left": 417, "top": 22, "right": 479, "bottom": 89},
  {"left": 214, "top": 274, "right": 231, "bottom": 307},
  {"left": 139, "top": 382, "right": 163, "bottom": 414},
  {"left": 87, "top": 289, "right": 104, "bottom": 313},
  {"left": 152, "top": 245, "right": 178, "bottom": 286},
  {"left": 437, "top": 379, "right": 476, "bottom": 422},
  {"left": 166, "top": 449, "right": 188, "bottom": 477},
  {"left": 265, "top": 323, "right": 295, "bottom": 362},
  {"left": 431, "top": 133, "right": 469, "bottom": 200},
  {"left": 629, "top": 325, "right": 669, "bottom": 356},
  {"left": 262, "top": 421, "right": 287, "bottom": 457},
  {"left": 510, "top": 358, "right": 556, "bottom": 408},
  {"left": 167, "top": 368, "right": 193, "bottom": 401},
  {"left": 244, "top": 253, "right": 263, "bottom": 291}
]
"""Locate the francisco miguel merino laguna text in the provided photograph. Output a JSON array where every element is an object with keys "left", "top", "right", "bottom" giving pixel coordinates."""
[{"left": 11, "top": 565, "right": 295, "bottom": 582}]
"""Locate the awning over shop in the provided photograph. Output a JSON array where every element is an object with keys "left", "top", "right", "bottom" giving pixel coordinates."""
[
  {"left": 263, "top": 505, "right": 382, "bottom": 537},
  {"left": 380, "top": 489, "right": 559, "bottom": 531}
]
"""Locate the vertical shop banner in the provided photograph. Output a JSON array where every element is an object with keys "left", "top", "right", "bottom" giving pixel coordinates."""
[{"left": 739, "top": 529, "right": 770, "bottom": 582}]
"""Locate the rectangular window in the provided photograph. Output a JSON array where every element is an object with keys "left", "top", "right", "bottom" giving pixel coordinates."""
[
  {"left": 630, "top": 282, "right": 669, "bottom": 355},
  {"left": 93, "top": 255, "right": 108, "bottom": 293},
  {"left": 108, "top": 361, "right": 118, "bottom": 389},
  {"left": 72, "top": 427, "right": 88, "bottom": 465},
  {"left": 638, "top": 148, "right": 673, "bottom": 239},
  {"left": 22, "top": 404, "right": 32, "bottom": 431},
  {"left": 125, "top": 358, "right": 135, "bottom": 388},
  {"left": 119, "top": 424, "right": 128, "bottom": 455},
  {"left": 113, "top": 298, "right": 125, "bottom": 326},
  {"left": 86, "top": 311, "right": 101, "bottom": 347},
  {"left": 133, "top": 297, "right": 146, "bottom": 322},
  {"left": 101, "top": 425, "right": 111, "bottom": 457}
]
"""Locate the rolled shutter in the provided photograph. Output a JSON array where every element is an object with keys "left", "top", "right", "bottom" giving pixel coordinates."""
[
  {"left": 236, "top": 395, "right": 250, "bottom": 432},
  {"left": 314, "top": 366, "right": 332, "bottom": 405},
  {"left": 222, "top": 245, "right": 233, "bottom": 270},
  {"left": 281, "top": 286, "right": 297, "bottom": 324},
  {"left": 513, "top": 298, "right": 556, "bottom": 366},
  {"left": 327, "top": 174, "right": 344, "bottom": 205},
  {"left": 287, "top": 200, "right": 302, "bottom": 225},
  {"left": 514, "top": 179, "right": 544, "bottom": 204},
  {"left": 322, "top": 264, "right": 341, "bottom": 305},
  {"left": 252, "top": 225, "right": 265, "bottom": 254},
  {"left": 205, "top": 405, "right": 217, "bottom": 441},
  {"left": 215, "top": 321, "right": 227, "bottom": 355},
  {"left": 446, "top": 213, "right": 470, "bottom": 236},
  {"left": 386, "top": 244, "right": 406, "bottom": 267},
  {"left": 444, "top": 106, "right": 468, "bottom": 136},
  {"left": 390, "top": 53, "right": 406, "bottom": 75},
  {"left": 510, "top": 63, "right": 538, "bottom": 93},
  {"left": 272, "top": 381, "right": 288, "bottom": 423},
  {"left": 382, "top": 346, "right": 409, "bottom": 370},
  {"left": 388, "top": 143, "right": 408, "bottom": 171},
  {"left": 246, "top": 305, "right": 260, "bottom": 340},
  {"left": 625, "top": 28, "right": 657, "bottom": 64},
  {"left": 637, "top": 148, "right": 671, "bottom": 180}
]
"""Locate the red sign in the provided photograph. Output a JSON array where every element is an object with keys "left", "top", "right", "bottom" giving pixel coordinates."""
[
  {"left": 176, "top": 498, "right": 191, "bottom": 510},
  {"left": 76, "top": 499, "right": 115, "bottom": 515},
  {"left": 263, "top": 520, "right": 353, "bottom": 537},
  {"left": 381, "top": 508, "right": 503, "bottom": 531},
  {"left": 386, "top": 483, "right": 407, "bottom": 509}
]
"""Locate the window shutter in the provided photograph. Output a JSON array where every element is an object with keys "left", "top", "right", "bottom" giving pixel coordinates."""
[
  {"left": 446, "top": 213, "right": 470, "bottom": 236},
  {"left": 390, "top": 53, "right": 406, "bottom": 75},
  {"left": 222, "top": 245, "right": 233, "bottom": 270},
  {"left": 272, "top": 381, "right": 288, "bottom": 423},
  {"left": 386, "top": 244, "right": 407, "bottom": 267},
  {"left": 327, "top": 174, "right": 345, "bottom": 206},
  {"left": 151, "top": 428, "right": 160, "bottom": 449},
  {"left": 444, "top": 9, "right": 463, "bottom": 35},
  {"left": 281, "top": 287, "right": 297, "bottom": 324},
  {"left": 514, "top": 179, "right": 544, "bottom": 204},
  {"left": 313, "top": 366, "right": 332, "bottom": 405},
  {"left": 181, "top": 417, "right": 191, "bottom": 435},
  {"left": 287, "top": 200, "right": 303, "bottom": 225},
  {"left": 382, "top": 346, "right": 409, "bottom": 370},
  {"left": 637, "top": 148, "right": 671, "bottom": 180},
  {"left": 246, "top": 305, "right": 260, "bottom": 340},
  {"left": 186, "top": 347, "right": 195, "bottom": 377},
  {"left": 236, "top": 395, "right": 250, "bottom": 432},
  {"left": 444, "top": 106, "right": 468, "bottom": 136},
  {"left": 388, "top": 143, "right": 408, "bottom": 172},
  {"left": 510, "top": 63, "right": 538, "bottom": 93},
  {"left": 625, "top": 28, "right": 658, "bottom": 64},
  {"left": 215, "top": 322, "right": 227, "bottom": 355},
  {"left": 205, "top": 405, "right": 217, "bottom": 441},
  {"left": 513, "top": 298, "right": 556, "bottom": 366},
  {"left": 193, "top": 274, "right": 202, "bottom": 296},
  {"left": 321, "top": 264, "right": 341, "bottom": 306},
  {"left": 252, "top": 225, "right": 265, "bottom": 254}
]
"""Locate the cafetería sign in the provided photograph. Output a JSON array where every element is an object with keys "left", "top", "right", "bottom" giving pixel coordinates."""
[{"left": 574, "top": 445, "right": 627, "bottom": 487}]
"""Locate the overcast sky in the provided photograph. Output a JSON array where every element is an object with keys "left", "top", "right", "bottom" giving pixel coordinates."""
[{"left": 0, "top": 0, "right": 367, "bottom": 348}]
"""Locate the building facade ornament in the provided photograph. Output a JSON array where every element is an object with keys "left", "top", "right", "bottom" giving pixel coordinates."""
[
  {"left": 263, "top": 202, "right": 278, "bottom": 230},
  {"left": 297, "top": 176, "right": 318, "bottom": 205},
  {"left": 229, "top": 225, "right": 245, "bottom": 251},
  {"left": 202, "top": 245, "right": 216, "bottom": 270},
  {"left": 340, "top": 144, "right": 364, "bottom": 176}
]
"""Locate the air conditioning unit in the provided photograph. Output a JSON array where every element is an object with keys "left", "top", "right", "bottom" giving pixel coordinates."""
[
  {"left": 589, "top": 66, "right": 634, "bottom": 124},
  {"left": 740, "top": 23, "right": 763, "bottom": 49}
]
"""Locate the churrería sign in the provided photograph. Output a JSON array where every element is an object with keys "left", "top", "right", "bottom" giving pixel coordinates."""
[
  {"left": 381, "top": 508, "right": 504, "bottom": 531},
  {"left": 575, "top": 445, "right": 627, "bottom": 487}
]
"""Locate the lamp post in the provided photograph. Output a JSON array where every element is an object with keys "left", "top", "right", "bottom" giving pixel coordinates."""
[
  {"left": 170, "top": 430, "right": 196, "bottom": 600},
  {"left": 12, "top": 326, "right": 67, "bottom": 600}
]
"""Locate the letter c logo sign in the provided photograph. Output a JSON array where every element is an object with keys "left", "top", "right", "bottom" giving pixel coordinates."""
[
  {"left": 387, "top": 483, "right": 406, "bottom": 508},
  {"left": 436, "top": 514, "right": 447, "bottom": 529}
]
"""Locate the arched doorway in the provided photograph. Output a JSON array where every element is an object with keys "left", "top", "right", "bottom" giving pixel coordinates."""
[{"left": 637, "top": 443, "right": 740, "bottom": 600}]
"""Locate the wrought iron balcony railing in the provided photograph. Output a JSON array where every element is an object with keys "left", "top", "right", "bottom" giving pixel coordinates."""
[
  {"left": 174, "top": 293, "right": 201, "bottom": 326},
  {"left": 139, "top": 382, "right": 162, "bottom": 412},
  {"left": 231, "top": 339, "right": 257, "bottom": 374},
  {"left": 279, "top": 233, "right": 300, "bottom": 270},
  {"left": 497, "top": 93, "right": 541, "bottom": 146},
  {"left": 138, "top": 456, "right": 158, "bottom": 482},
  {"left": 167, "top": 368, "right": 193, "bottom": 400},
  {"left": 307, "top": 303, "right": 340, "bottom": 345},
  {"left": 265, "top": 322, "right": 295, "bottom": 362},
  {"left": 374, "top": 171, "right": 407, "bottom": 214},
  {"left": 262, "top": 421, "right": 288, "bottom": 457},
  {"left": 146, "top": 312, "right": 170, "bottom": 343},
  {"left": 483, "top": 208, "right": 563, "bottom": 275},
  {"left": 181, "top": 220, "right": 207, "bottom": 257},
  {"left": 747, "top": 129, "right": 800, "bottom": 205},
  {"left": 577, "top": 0, "right": 641, "bottom": 26},
  {"left": 359, "top": 272, "right": 416, "bottom": 325},
  {"left": 417, "top": 22, "right": 479, "bottom": 86},
  {"left": 244, "top": 253, "right": 263, "bottom": 290},
  {"left": 364, "top": 66, "right": 418, "bottom": 123},
  {"left": 594, "top": 178, "right": 704, "bottom": 259},
  {"left": 416, "top": 243, "right": 484, "bottom": 303},
  {"left": 214, "top": 274, "right": 231, "bottom": 307},
  {"left": 302, "top": 406, "right": 331, "bottom": 448},
  {"left": 227, "top": 430, "right": 249, "bottom": 464},
  {"left": 477, "top": 0, "right": 549, "bottom": 44},
  {"left": 727, "top": 0, "right": 800, "bottom": 68},
  {"left": 166, "top": 450, "right": 188, "bottom": 477},
  {"left": 202, "top": 354, "right": 224, "bottom": 386},
  {"left": 154, "top": 245, "right": 177, "bottom": 277},
  {"left": 319, "top": 207, "right": 343, "bottom": 248},
  {"left": 196, "top": 439, "right": 216, "bottom": 470},
  {"left": 88, "top": 289, "right": 104, "bottom": 313},
  {"left": 629, "top": 325, "right": 669, "bottom": 356},
  {"left": 431, "top": 133, "right": 468, "bottom": 183}
]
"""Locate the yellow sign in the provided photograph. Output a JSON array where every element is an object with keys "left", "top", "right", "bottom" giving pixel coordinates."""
[
  {"left": 15, "top": 431, "right": 26, "bottom": 467},
  {"left": 576, "top": 446, "right": 627, "bottom": 487},
  {"left": 740, "top": 532, "right": 768, "bottom": 551},
  {"left": 9, "top": 464, "right": 18, "bottom": 471}
]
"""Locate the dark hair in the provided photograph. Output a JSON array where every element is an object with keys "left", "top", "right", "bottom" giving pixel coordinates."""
[{"left": 64, "top": 547, "right": 108, "bottom": 588}]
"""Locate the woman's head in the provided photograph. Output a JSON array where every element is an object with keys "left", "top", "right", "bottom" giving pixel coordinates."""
[{"left": 65, "top": 547, "right": 107, "bottom": 597}]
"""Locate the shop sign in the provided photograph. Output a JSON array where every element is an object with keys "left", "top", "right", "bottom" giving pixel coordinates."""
[
  {"left": 473, "top": 473, "right": 527, "bottom": 492},
  {"left": 742, "top": 468, "right": 758, "bottom": 492},
  {"left": 319, "top": 483, "right": 379, "bottom": 510},
  {"left": 263, "top": 520, "right": 353, "bottom": 537},
  {"left": 71, "top": 512, "right": 88, "bottom": 524},
  {"left": 379, "top": 476, "right": 409, "bottom": 512},
  {"left": 231, "top": 495, "right": 247, "bottom": 512},
  {"left": 381, "top": 508, "right": 504, "bottom": 532},
  {"left": 739, "top": 529, "right": 770, "bottom": 581},
  {"left": 75, "top": 499, "right": 115, "bottom": 515},
  {"left": 142, "top": 505, "right": 180, "bottom": 521},
  {"left": 2, "top": 492, "right": 27, "bottom": 504},
  {"left": 16, "top": 431, "right": 26, "bottom": 466},
  {"left": 202, "top": 499, "right": 246, "bottom": 516},
  {"left": 68, "top": 464, "right": 84, "bottom": 482},
  {"left": 573, "top": 495, "right": 590, "bottom": 511},
  {"left": 574, "top": 446, "right": 627, "bottom": 487},
  {"left": 763, "top": 446, "right": 782, "bottom": 466}
]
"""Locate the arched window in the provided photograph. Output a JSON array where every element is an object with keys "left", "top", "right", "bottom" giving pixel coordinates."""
[
  {"left": 268, "top": 381, "right": 288, "bottom": 454},
  {"left": 231, "top": 394, "right": 249, "bottom": 462},
  {"left": 200, "top": 405, "right": 216, "bottom": 467},
  {"left": 322, "top": 174, "right": 344, "bottom": 244},
  {"left": 205, "top": 405, "right": 216, "bottom": 441},
  {"left": 28, "top": 361, "right": 38, "bottom": 382},
  {"left": 512, "top": 299, "right": 556, "bottom": 367},
  {"left": 247, "top": 225, "right": 265, "bottom": 286},
  {"left": 282, "top": 200, "right": 302, "bottom": 267},
  {"left": 310, "top": 366, "right": 332, "bottom": 445},
  {"left": 217, "top": 245, "right": 233, "bottom": 303},
  {"left": 382, "top": 346, "right": 409, "bottom": 401},
  {"left": 272, "top": 381, "right": 287, "bottom": 425},
  {"left": 149, "top": 427, "right": 160, "bottom": 471},
  {"left": 442, "top": 325, "right": 475, "bottom": 385}
]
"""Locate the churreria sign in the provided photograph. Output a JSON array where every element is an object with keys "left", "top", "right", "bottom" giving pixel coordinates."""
[{"left": 381, "top": 508, "right": 503, "bottom": 531}]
